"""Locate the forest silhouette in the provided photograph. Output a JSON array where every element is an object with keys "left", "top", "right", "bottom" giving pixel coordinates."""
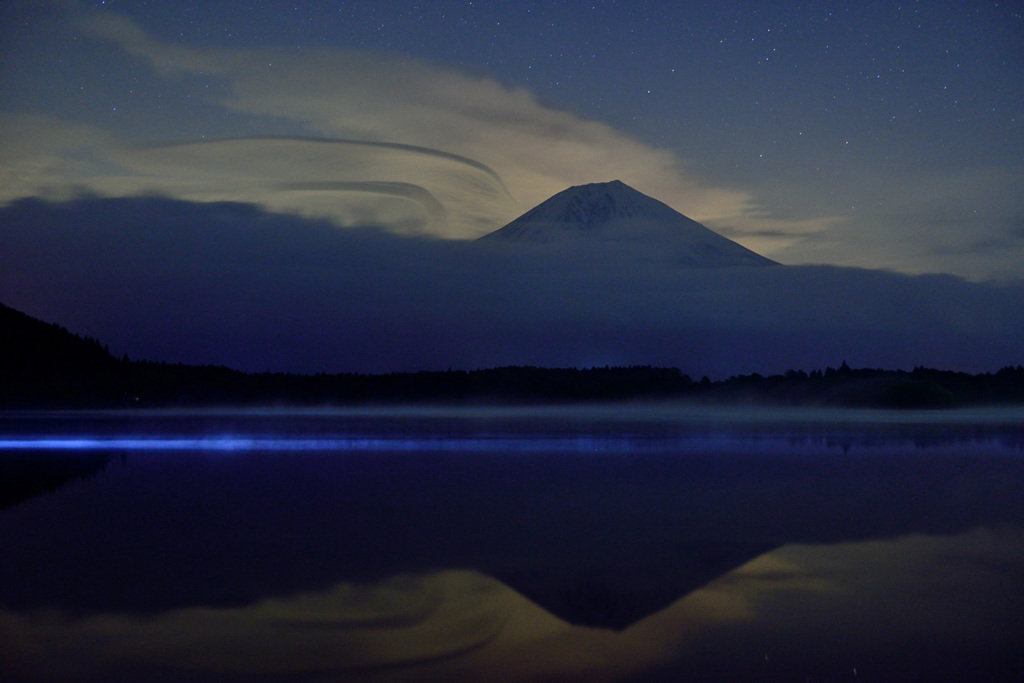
[{"left": 3, "top": 302, "right": 1023, "bottom": 409}]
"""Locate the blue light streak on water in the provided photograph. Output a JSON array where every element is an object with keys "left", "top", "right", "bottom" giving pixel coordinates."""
[{"left": 0, "top": 434, "right": 761, "bottom": 453}]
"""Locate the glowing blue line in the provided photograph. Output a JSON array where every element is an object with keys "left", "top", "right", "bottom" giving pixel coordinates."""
[
  {"left": 0, "top": 433, "right": 1011, "bottom": 454},
  {"left": 0, "top": 435, "right": 748, "bottom": 453}
]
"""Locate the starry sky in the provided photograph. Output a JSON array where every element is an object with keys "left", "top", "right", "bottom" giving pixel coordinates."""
[{"left": 2, "top": 0, "right": 1021, "bottom": 279}]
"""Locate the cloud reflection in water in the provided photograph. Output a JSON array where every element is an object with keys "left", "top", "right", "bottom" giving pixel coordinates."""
[{"left": 2, "top": 527, "right": 1021, "bottom": 682}]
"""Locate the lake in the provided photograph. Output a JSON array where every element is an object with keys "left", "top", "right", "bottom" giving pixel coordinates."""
[{"left": 1, "top": 405, "right": 1022, "bottom": 681}]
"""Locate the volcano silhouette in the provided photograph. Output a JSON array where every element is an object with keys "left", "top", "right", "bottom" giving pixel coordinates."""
[{"left": 480, "top": 180, "right": 777, "bottom": 267}]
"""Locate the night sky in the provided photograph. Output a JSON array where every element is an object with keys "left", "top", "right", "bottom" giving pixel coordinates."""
[
  {"left": 1, "top": 1, "right": 1023, "bottom": 376},
  {"left": 3, "top": 0, "right": 1022, "bottom": 276}
]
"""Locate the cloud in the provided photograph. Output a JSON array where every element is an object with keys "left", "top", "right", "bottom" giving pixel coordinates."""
[
  {"left": 769, "top": 165, "right": 1024, "bottom": 279},
  {"left": 2, "top": 197, "right": 1022, "bottom": 377},
  {"left": 45, "top": 12, "right": 834, "bottom": 248},
  {"left": 0, "top": 113, "right": 121, "bottom": 200},
  {"left": 0, "top": 117, "right": 517, "bottom": 237},
  {"left": 123, "top": 137, "right": 516, "bottom": 237}
]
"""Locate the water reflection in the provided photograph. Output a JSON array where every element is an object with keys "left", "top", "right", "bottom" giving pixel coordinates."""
[
  {"left": 1, "top": 407, "right": 1022, "bottom": 681},
  {"left": 2, "top": 528, "right": 1021, "bottom": 681},
  {"left": 0, "top": 451, "right": 114, "bottom": 511}
]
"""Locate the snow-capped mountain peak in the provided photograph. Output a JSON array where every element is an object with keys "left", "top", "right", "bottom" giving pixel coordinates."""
[{"left": 479, "top": 180, "right": 776, "bottom": 267}]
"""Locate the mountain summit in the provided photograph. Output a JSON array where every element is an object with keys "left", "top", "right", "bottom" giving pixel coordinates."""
[{"left": 479, "top": 180, "right": 776, "bottom": 267}]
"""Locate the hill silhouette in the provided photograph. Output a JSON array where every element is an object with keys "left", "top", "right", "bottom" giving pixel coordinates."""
[
  {"left": 0, "top": 302, "right": 128, "bottom": 406},
  {"left": 2, "top": 302, "right": 1022, "bottom": 409}
]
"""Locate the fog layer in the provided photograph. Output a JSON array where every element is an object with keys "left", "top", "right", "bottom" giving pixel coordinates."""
[{"left": 2, "top": 197, "right": 1021, "bottom": 377}]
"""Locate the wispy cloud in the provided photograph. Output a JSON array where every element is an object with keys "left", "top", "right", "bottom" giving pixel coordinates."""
[
  {"left": 769, "top": 166, "right": 1024, "bottom": 279},
  {"left": 21, "top": 11, "right": 828, "bottom": 247}
]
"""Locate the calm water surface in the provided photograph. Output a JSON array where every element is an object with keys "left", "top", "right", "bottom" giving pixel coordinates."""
[{"left": 1, "top": 405, "right": 1022, "bottom": 681}]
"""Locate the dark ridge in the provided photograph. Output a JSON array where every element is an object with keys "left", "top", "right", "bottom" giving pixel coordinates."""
[{"left": 2, "top": 302, "right": 1023, "bottom": 409}]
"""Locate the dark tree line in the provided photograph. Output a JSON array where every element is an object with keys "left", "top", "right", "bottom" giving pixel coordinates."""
[{"left": 3, "top": 302, "right": 1024, "bottom": 409}]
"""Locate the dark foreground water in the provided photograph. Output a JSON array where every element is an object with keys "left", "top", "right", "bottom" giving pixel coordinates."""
[{"left": 1, "top": 405, "right": 1022, "bottom": 682}]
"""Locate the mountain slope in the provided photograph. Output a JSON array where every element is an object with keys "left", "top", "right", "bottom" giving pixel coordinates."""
[{"left": 479, "top": 180, "right": 776, "bottom": 267}]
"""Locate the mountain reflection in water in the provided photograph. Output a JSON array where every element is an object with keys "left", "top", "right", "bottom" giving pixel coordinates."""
[{"left": 0, "top": 406, "right": 1022, "bottom": 681}]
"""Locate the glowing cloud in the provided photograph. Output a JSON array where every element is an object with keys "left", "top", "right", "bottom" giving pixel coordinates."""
[{"left": 10, "top": 12, "right": 826, "bottom": 248}]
